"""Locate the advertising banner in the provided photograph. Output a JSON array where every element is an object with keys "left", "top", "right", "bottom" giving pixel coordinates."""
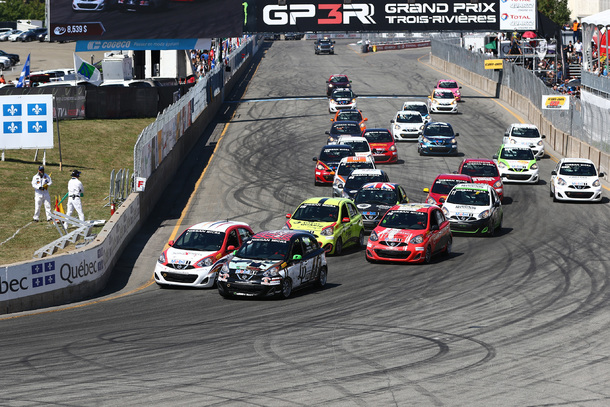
[
  {"left": 542, "top": 95, "right": 570, "bottom": 110},
  {"left": 51, "top": 0, "right": 243, "bottom": 41},
  {"left": 499, "top": 0, "right": 536, "bottom": 31},
  {"left": 0, "top": 95, "right": 54, "bottom": 149},
  {"left": 485, "top": 59, "right": 504, "bottom": 69},
  {"left": 249, "top": 0, "right": 501, "bottom": 33}
]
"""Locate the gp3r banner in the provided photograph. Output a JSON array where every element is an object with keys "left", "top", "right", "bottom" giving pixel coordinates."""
[{"left": 246, "top": 0, "right": 501, "bottom": 33}]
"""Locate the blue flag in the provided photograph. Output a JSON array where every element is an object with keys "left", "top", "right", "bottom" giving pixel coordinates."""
[{"left": 16, "top": 54, "right": 30, "bottom": 88}]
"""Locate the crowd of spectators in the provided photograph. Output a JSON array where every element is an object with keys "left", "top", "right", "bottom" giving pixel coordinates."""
[{"left": 187, "top": 37, "right": 247, "bottom": 82}]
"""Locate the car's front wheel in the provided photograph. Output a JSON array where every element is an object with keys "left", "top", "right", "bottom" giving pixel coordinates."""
[
  {"left": 424, "top": 245, "right": 432, "bottom": 264},
  {"left": 217, "top": 283, "right": 230, "bottom": 298},
  {"left": 334, "top": 238, "right": 343, "bottom": 256},
  {"left": 279, "top": 278, "right": 293, "bottom": 299}
]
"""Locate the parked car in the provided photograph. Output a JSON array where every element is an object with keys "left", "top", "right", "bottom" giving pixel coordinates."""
[
  {"left": 0, "top": 49, "right": 19, "bottom": 64},
  {"left": 0, "top": 30, "right": 20, "bottom": 42},
  {"left": 73, "top": 0, "right": 117, "bottom": 11},
  {"left": 7, "top": 30, "right": 24, "bottom": 42},
  {"left": 0, "top": 55, "right": 12, "bottom": 69},
  {"left": 117, "top": 0, "right": 168, "bottom": 11},
  {"left": 17, "top": 28, "right": 47, "bottom": 42},
  {"left": 36, "top": 29, "right": 48, "bottom": 41}
]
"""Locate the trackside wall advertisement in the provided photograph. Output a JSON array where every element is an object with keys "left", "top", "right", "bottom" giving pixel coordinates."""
[{"left": 248, "top": 0, "right": 503, "bottom": 33}]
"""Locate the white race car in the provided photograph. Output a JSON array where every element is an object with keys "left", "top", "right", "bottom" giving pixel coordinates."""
[
  {"left": 154, "top": 221, "right": 254, "bottom": 288},
  {"left": 503, "top": 123, "right": 546, "bottom": 159},
  {"left": 494, "top": 144, "right": 539, "bottom": 184},
  {"left": 428, "top": 89, "right": 458, "bottom": 114},
  {"left": 390, "top": 110, "right": 425, "bottom": 141},
  {"left": 328, "top": 88, "right": 357, "bottom": 113},
  {"left": 550, "top": 158, "right": 605, "bottom": 202}
]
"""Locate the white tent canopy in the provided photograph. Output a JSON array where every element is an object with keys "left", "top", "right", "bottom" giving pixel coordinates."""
[{"left": 581, "top": 9, "right": 610, "bottom": 26}]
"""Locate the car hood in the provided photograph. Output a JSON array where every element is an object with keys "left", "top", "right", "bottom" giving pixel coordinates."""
[
  {"left": 472, "top": 177, "right": 498, "bottom": 185},
  {"left": 356, "top": 203, "right": 393, "bottom": 213},
  {"left": 228, "top": 257, "right": 282, "bottom": 274},
  {"left": 502, "top": 159, "right": 533, "bottom": 169},
  {"left": 374, "top": 227, "right": 418, "bottom": 242},
  {"left": 289, "top": 220, "right": 333, "bottom": 234},
  {"left": 444, "top": 203, "right": 484, "bottom": 217},
  {"left": 423, "top": 135, "right": 454, "bottom": 141},
  {"left": 557, "top": 175, "right": 599, "bottom": 186},
  {"left": 166, "top": 247, "right": 216, "bottom": 264}
]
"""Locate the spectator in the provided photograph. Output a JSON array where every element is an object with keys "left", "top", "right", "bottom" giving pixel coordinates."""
[
  {"left": 574, "top": 39, "right": 583, "bottom": 63},
  {"left": 564, "top": 41, "right": 574, "bottom": 62},
  {"left": 572, "top": 20, "right": 580, "bottom": 42},
  {"left": 0, "top": 74, "right": 5, "bottom": 84}
]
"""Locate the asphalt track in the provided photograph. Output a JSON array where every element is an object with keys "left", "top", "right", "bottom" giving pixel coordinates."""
[{"left": 2, "top": 40, "right": 610, "bottom": 406}]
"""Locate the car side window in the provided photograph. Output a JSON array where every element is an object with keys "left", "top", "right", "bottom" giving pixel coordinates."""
[
  {"left": 238, "top": 228, "right": 252, "bottom": 243},
  {"left": 291, "top": 238, "right": 304, "bottom": 258},
  {"left": 491, "top": 189, "right": 499, "bottom": 203},
  {"left": 302, "top": 236, "right": 318, "bottom": 254},
  {"left": 340, "top": 204, "right": 349, "bottom": 220},
  {"left": 227, "top": 230, "right": 239, "bottom": 248},
  {"left": 347, "top": 202, "right": 358, "bottom": 218},
  {"left": 429, "top": 211, "right": 439, "bottom": 228},
  {"left": 434, "top": 209, "right": 445, "bottom": 225}
]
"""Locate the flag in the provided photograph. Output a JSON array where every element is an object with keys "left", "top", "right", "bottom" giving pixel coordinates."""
[
  {"left": 74, "top": 53, "right": 101, "bottom": 86},
  {"left": 16, "top": 54, "right": 30, "bottom": 88}
]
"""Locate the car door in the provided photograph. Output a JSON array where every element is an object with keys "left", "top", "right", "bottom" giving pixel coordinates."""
[
  {"left": 287, "top": 237, "right": 306, "bottom": 289},
  {"left": 427, "top": 209, "right": 443, "bottom": 253},
  {"left": 300, "top": 235, "right": 320, "bottom": 284},
  {"left": 490, "top": 189, "right": 501, "bottom": 226},
  {"left": 434, "top": 209, "right": 451, "bottom": 249},
  {"left": 346, "top": 201, "right": 362, "bottom": 242},
  {"left": 338, "top": 203, "right": 352, "bottom": 243}
]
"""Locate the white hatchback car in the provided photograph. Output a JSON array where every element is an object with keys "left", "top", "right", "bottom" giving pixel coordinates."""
[
  {"left": 550, "top": 158, "right": 605, "bottom": 202},
  {"left": 332, "top": 155, "right": 376, "bottom": 197},
  {"left": 402, "top": 100, "right": 431, "bottom": 123},
  {"left": 493, "top": 144, "right": 539, "bottom": 184},
  {"left": 503, "top": 123, "right": 546, "bottom": 159},
  {"left": 428, "top": 89, "right": 458, "bottom": 114},
  {"left": 390, "top": 110, "right": 425, "bottom": 141},
  {"left": 337, "top": 135, "right": 373, "bottom": 161},
  {"left": 154, "top": 221, "right": 254, "bottom": 288}
]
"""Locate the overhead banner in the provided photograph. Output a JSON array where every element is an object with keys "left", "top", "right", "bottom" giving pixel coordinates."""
[
  {"left": 0, "top": 95, "right": 54, "bottom": 149},
  {"left": 499, "top": 0, "right": 537, "bottom": 31},
  {"left": 74, "top": 38, "right": 212, "bottom": 52},
  {"left": 50, "top": 0, "right": 243, "bottom": 41},
  {"left": 248, "top": 0, "right": 502, "bottom": 33}
]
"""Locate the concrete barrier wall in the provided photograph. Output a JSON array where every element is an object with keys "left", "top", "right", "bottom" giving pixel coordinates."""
[
  {"left": 0, "top": 42, "right": 259, "bottom": 314},
  {"left": 430, "top": 54, "right": 610, "bottom": 176}
]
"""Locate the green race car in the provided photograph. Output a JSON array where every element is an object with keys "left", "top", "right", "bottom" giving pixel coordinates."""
[{"left": 284, "top": 197, "right": 365, "bottom": 255}]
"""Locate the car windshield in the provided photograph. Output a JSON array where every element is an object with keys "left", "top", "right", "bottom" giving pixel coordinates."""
[
  {"left": 380, "top": 210, "right": 428, "bottom": 230},
  {"left": 337, "top": 111, "right": 362, "bottom": 122},
  {"left": 559, "top": 163, "right": 597, "bottom": 176},
  {"left": 319, "top": 40, "right": 332, "bottom": 45},
  {"left": 500, "top": 148, "right": 534, "bottom": 160},
  {"left": 354, "top": 189, "right": 397, "bottom": 205},
  {"left": 173, "top": 230, "right": 225, "bottom": 251},
  {"left": 332, "top": 90, "right": 354, "bottom": 98},
  {"left": 330, "top": 76, "right": 349, "bottom": 84},
  {"left": 345, "top": 174, "right": 386, "bottom": 190},
  {"left": 403, "top": 104, "right": 428, "bottom": 116},
  {"left": 236, "top": 239, "right": 288, "bottom": 261},
  {"left": 292, "top": 204, "right": 339, "bottom": 222},
  {"left": 364, "top": 130, "right": 393, "bottom": 143},
  {"left": 424, "top": 123, "right": 454, "bottom": 137},
  {"left": 434, "top": 91, "right": 455, "bottom": 99},
  {"left": 431, "top": 179, "right": 469, "bottom": 194},
  {"left": 332, "top": 123, "right": 361, "bottom": 134},
  {"left": 438, "top": 81, "right": 458, "bottom": 89},
  {"left": 342, "top": 140, "right": 369, "bottom": 153},
  {"left": 447, "top": 189, "right": 490, "bottom": 206},
  {"left": 319, "top": 147, "right": 354, "bottom": 162},
  {"left": 396, "top": 113, "right": 422, "bottom": 123},
  {"left": 337, "top": 161, "right": 375, "bottom": 176},
  {"left": 461, "top": 162, "right": 499, "bottom": 177},
  {"left": 511, "top": 127, "right": 540, "bottom": 138}
]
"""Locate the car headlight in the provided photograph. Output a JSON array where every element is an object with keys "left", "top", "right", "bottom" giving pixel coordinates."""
[
  {"left": 537, "top": 140, "right": 543, "bottom": 146},
  {"left": 394, "top": 124, "right": 401, "bottom": 130},
  {"left": 593, "top": 179, "right": 601, "bottom": 187},
  {"left": 369, "top": 231, "right": 378, "bottom": 241},
  {"left": 410, "top": 235, "right": 424, "bottom": 244},
  {"left": 334, "top": 181, "right": 344, "bottom": 189},
  {"left": 442, "top": 207, "right": 449, "bottom": 216},
  {"left": 422, "top": 137, "right": 430, "bottom": 143},
  {"left": 509, "top": 138, "right": 517, "bottom": 144},
  {"left": 493, "top": 180, "right": 503, "bottom": 189},
  {"left": 351, "top": 99, "right": 356, "bottom": 103},
  {"left": 451, "top": 138, "right": 457, "bottom": 144},
  {"left": 530, "top": 163, "right": 538, "bottom": 170},
  {"left": 497, "top": 161, "right": 507, "bottom": 169},
  {"left": 263, "top": 266, "right": 280, "bottom": 277},
  {"left": 158, "top": 252, "right": 167, "bottom": 264},
  {"left": 389, "top": 145, "right": 396, "bottom": 151},
  {"left": 426, "top": 197, "right": 436, "bottom": 205},
  {"left": 557, "top": 177, "right": 567, "bottom": 186},
  {"left": 196, "top": 256, "right": 214, "bottom": 268},
  {"left": 328, "top": 84, "right": 333, "bottom": 88},
  {"left": 450, "top": 100, "right": 457, "bottom": 105},
  {"left": 316, "top": 163, "right": 325, "bottom": 170},
  {"left": 479, "top": 209, "right": 490, "bottom": 219},
  {"left": 328, "top": 137, "right": 337, "bottom": 143},
  {"left": 221, "top": 262, "right": 229, "bottom": 272},
  {"left": 320, "top": 225, "right": 334, "bottom": 236},
  {"left": 419, "top": 125, "right": 424, "bottom": 131}
]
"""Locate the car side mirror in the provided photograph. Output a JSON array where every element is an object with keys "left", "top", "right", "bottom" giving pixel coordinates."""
[
  {"left": 313, "top": 157, "right": 318, "bottom": 161},
  {"left": 390, "top": 119, "right": 395, "bottom": 123},
  {"left": 423, "top": 187, "right": 429, "bottom": 193},
  {"left": 551, "top": 170, "right": 557, "bottom": 175},
  {"left": 439, "top": 197, "right": 446, "bottom": 203},
  {"left": 455, "top": 133, "right": 459, "bottom": 137},
  {"left": 330, "top": 118, "right": 334, "bottom": 122},
  {"left": 504, "top": 132, "right": 509, "bottom": 137},
  {"left": 363, "top": 118, "right": 368, "bottom": 121},
  {"left": 431, "top": 224, "right": 439, "bottom": 231},
  {"left": 168, "top": 240, "right": 174, "bottom": 247},
  {"left": 599, "top": 172, "right": 605, "bottom": 177},
  {"left": 333, "top": 41, "right": 336, "bottom": 44},
  {"left": 341, "top": 217, "right": 350, "bottom": 223},
  {"left": 292, "top": 254, "right": 302, "bottom": 262},
  {"left": 494, "top": 201, "right": 501, "bottom": 207},
  {"left": 227, "top": 245, "right": 236, "bottom": 252},
  {"left": 493, "top": 154, "right": 498, "bottom": 159},
  {"left": 542, "top": 135, "right": 546, "bottom": 138},
  {"left": 459, "top": 86, "right": 462, "bottom": 89},
  {"left": 325, "top": 131, "right": 330, "bottom": 134},
  {"left": 286, "top": 213, "right": 292, "bottom": 219},
  {"left": 428, "top": 96, "right": 432, "bottom": 99}
]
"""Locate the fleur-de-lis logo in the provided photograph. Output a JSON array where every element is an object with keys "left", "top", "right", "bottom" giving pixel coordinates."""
[
  {"left": 7, "top": 105, "right": 18, "bottom": 115},
  {"left": 8, "top": 122, "right": 18, "bottom": 133},
  {"left": 31, "top": 122, "right": 44, "bottom": 132},
  {"left": 31, "top": 104, "right": 43, "bottom": 115}
]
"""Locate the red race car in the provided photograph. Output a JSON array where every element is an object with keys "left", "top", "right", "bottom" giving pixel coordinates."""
[
  {"left": 366, "top": 203, "right": 452, "bottom": 264},
  {"left": 326, "top": 74, "right": 352, "bottom": 96},
  {"left": 313, "top": 144, "right": 355, "bottom": 186},
  {"left": 457, "top": 158, "right": 504, "bottom": 200},
  {"left": 362, "top": 128, "right": 398, "bottom": 164},
  {"left": 423, "top": 173, "right": 473, "bottom": 206}
]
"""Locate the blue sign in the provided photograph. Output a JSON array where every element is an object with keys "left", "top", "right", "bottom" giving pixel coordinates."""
[
  {"left": 3, "top": 104, "right": 22, "bottom": 117},
  {"left": 28, "top": 121, "right": 47, "bottom": 133},
  {"left": 3, "top": 121, "right": 22, "bottom": 134},
  {"left": 28, "top": 103, "right": 47, "bottom": 116}
]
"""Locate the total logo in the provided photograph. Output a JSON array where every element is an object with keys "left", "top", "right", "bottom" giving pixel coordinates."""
[
  {"left": 501, "top": 13, "right": 509, "bottom": 20},
  {"left": 263, "top": 3, "right": 376, "bottom": 26}
]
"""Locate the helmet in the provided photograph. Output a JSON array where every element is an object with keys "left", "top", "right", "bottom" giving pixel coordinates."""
[{"left": 71, "top": 170, "right": 81, "bottom": 177}]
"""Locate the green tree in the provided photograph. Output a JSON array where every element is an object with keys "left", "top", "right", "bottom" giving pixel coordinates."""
[
  {"left": 0, "top": 0, "right": 45, "bottom": 22},
  {"left": 538, "top": 0, "right": 571, "bottom": 27}
]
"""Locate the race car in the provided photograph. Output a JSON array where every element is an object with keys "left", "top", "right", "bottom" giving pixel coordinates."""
[
  {"left": 339, "top": 168, "right": 390, "bottom": 200},
  {"left": 458, "top": 158, "right": 504, "bottom": 200},
  {"left": 390, "top": 110, "right": 425, "bottom": 141},
  {"left": 326, "top": 74, "right": 351, "bottom": 96},
  {"left": 313, "top": 144, "right": 355, "bottom": 186},
  {"left": 332, "top": 155, "right": 376, "bottom": 198},
  {"left": 503, "top": 123, "right": 546, "bottom": 159},
  {"left": 331, "top": 109, "right": 368, "bottom": 131},
  {"left": 154, "top": 221, "right": 254, "bottom": 288},
  {"left": 326, "top": 120, "right": 363, "bottom": 144},
  {"left": 336, "top": 135, "right": 373, "bottom": 161},
  {"left": 72, "top": 0, "right": 116, "bottom": 11},
  {"left": 493, "top": 144, "right": 539, "bottom": 184},
  {"left": 417, "top": 121, "right": 459, "bottom": 156},
  {"left": 362, "top": 128, "right": 398, "bottom": 164},
  {"left": 329, "top": 88, "right": 357, "bottom": 113},
  {"left": 284, "top": 197, "right": 365, "bottom": 255},
  {"left": 423, "top": 173, "right": 473, "bottom": 206},
  {"left": 354, "top": 182, "right": 409, "bottom": 230},
  {"left": 216, "top": 230, "right": 327, "bottom": 299},
  {"left": 428, "top": 89, "right": 458, "bottom": 114},
  {"left": 442, "top": 183, "right": 503, "bottom": 236},
  {"left": 435, "top": 79, "right": 462, "bottom": 101},
  {"left": 366, "top": 203, "right": 452, "bottom": 263},
  {"left": 402, "top": 100, "right": 431, "bottom": 123},
  {"left": 550, "top": 158, "right": 605, "bottom": 202}
]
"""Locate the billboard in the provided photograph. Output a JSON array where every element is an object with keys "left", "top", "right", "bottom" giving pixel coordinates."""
[
  {"left": 50, "top": 0, "right": 244, "bottom": 41},
  {"left": 0, "top": 95, "right": 54, "bottom": 149},
  {"left": 499, "top": 0, "right": 537, "bottom": 31}
]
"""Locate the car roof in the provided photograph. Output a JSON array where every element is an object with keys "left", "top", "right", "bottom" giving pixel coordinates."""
[
  {"left": 339, "top": 155, "right": 371, "bottom": 163},
  {"left": 391, "top": 203, "right": 438, "bottom": 212},
  {"left": 510, "top": 123, "right": 538, "bottom": 129},
  {"left": 559, "top": 158, "right": 595, "bottom": 165},
  {"left": 452, "top": 183, "right": 493, "bottom": 191},
  {"left": 350, "top": 169, "right": 384, "bottom": 176},
  {"left": 187, "top": 220, "right": 250, "bottom": 233},
  {"left": 329, "top": 74, "right": 348, "bottom": 79},
  {"left": 361, "top": 182, "right": 399, "bottom": 190},
  {"left": 299, "top": 197, "right": 354, "bottom": 206},
  {"left": 434, "top": 173, "right": 472, "bottom": 181},
  {"left": 462, "top": 158, "right": 496, "bottom": 165}
]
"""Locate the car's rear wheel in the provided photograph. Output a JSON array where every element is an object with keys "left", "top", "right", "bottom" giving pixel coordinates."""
[
  {"left": 334, "top": 238, "right": 343, "bottom": 256},
  {"left": 279, "top": 278, "right": 293, "bottom": 299},
  {"left": 315, "top": 267, "right": 327, "bottom": 288},
  {"left": 358, "top": 230, "right": 366, "bottom": 248}
]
